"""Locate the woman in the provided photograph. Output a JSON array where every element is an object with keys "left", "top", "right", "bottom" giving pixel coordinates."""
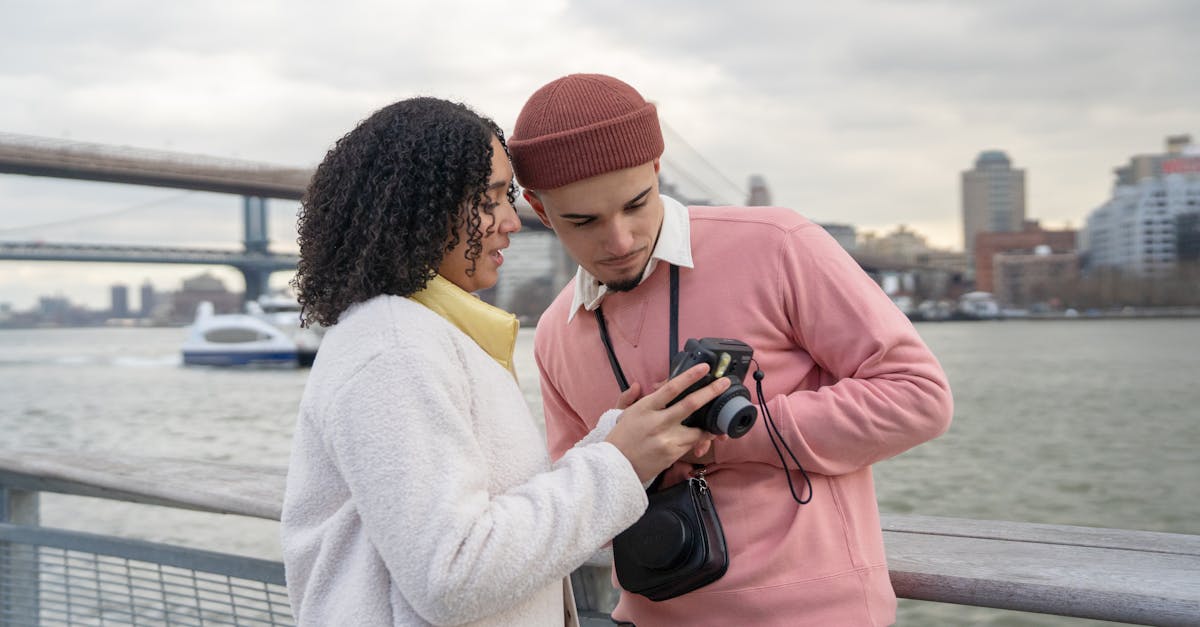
[{"left": 281, "top": 97, "right": 727, "bottom": 626}]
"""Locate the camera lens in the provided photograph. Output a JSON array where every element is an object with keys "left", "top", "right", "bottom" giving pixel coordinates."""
[{"left": 714, "top": 395, "right": 757, "bottom": 438}]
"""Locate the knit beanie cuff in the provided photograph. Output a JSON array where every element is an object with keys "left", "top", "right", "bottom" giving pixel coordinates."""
[{"left": 509, "top": 75, "right": 665, "bottom": 190}]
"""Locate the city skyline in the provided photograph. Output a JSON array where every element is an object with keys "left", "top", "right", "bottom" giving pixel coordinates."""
[{"left": 2, "top": 0, "right": 1198, "bottom": 308}]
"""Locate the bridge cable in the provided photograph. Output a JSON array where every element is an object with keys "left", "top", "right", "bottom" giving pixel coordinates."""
[
  {"left": 0, "top": 191, "right": 197, "bottom": 235},
  {"left": 659, "top": 119, "right": 748, "bottom": 203},
  {"left": 659, "top": 156, "right": 730, "bottom": 205}
]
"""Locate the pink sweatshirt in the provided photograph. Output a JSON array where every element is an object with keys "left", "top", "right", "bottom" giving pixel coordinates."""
[{"left": 535, "top": 206, "right": 953, "bottom": 626}]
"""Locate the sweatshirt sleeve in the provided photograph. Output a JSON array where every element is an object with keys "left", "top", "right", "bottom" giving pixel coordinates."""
[
  {"left": 536, "top": 331, "right": 594, "bottom": 462},
  {"left": 325, "top": 347, "right": 647, "bottom": 626},
  {"left": 715, "top": 224, "right": 953, "bottom": 476}
]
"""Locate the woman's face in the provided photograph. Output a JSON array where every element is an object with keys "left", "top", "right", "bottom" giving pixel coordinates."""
[{"left": 437, "top": 136, "right": 521, "bottom": 293}]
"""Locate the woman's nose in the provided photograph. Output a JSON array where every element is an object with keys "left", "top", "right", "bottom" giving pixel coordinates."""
[{"left": 499, "top": 198, "right": 522, "bottom": 234}]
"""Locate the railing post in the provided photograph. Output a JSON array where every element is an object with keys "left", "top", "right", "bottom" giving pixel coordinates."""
[
  {"left": 570, "top": 564, "right": 619, "bottom": 617},
  {"left": 1, "top": 486, "right": 41, "bottom": 624}
]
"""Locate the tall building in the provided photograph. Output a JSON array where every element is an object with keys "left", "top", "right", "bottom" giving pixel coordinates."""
[
  {"left": 1082, "top": 135, "right": 1200, "bottom": 277},
  {"left": 1179, "top": 212, "right": 1200, "bottom": 263},
  {"left": 140, "top": 280, "right": 157, "bottom": 318},
  {"left": 746, "top": 175, "right": 771, "bottom": 206},
  {"left": 961, "top": 151, "right": 1027, "bottom": 263},
  {"left": 110, "top": 284, "right": 129, "bottom": 318}
]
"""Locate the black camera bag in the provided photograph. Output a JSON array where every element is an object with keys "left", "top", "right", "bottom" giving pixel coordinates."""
[{"left": 612, "top": 472, "right": 728, "bottom": 601}]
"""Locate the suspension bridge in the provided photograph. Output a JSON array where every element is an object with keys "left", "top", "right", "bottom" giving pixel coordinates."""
[
  {"left": 0, "top": 129, "right": 754, "bottom": 304},
  {"left": 0, "top": 131, "right": 944, "bottom": 312}
]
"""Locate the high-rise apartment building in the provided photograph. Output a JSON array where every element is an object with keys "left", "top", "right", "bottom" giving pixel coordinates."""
[
  {"left": 961, "top": 151, "right": 1027, "bottom": 264},
  {"left": 1082, "top": 135, "right": 1200, "bottom": 276}
]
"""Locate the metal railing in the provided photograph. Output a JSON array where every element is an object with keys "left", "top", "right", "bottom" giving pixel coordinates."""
[
  {"left": 1, "top": 450, "right": 1198, "bottom": 626},
  {"left": 0, "top": 454, "right": 294, "bottom": 626},
  {"left": 0, "top": 521, "right": 291, "bottom": 626}
]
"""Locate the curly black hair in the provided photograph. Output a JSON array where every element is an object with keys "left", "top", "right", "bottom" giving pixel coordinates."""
[{"left": 292, "top": 97, "right": 515, "bottom": 327}]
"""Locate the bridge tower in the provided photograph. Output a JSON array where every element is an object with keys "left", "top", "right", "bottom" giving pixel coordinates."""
[{"left": 239, "top": 196, "right": 272, "bottom": 303}]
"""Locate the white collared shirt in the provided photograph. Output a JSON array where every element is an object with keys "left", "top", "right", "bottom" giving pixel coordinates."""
[{"left": 567, "top": 194, "right": 694, "bottom": 322}]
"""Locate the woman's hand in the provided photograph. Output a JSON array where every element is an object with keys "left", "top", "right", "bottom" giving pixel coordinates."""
[
  {"left": 604, "top": 364, "right": 730, "bottom": 483},
  {"left": 615, "top": 379, "right": 725, "bottom": 464}
]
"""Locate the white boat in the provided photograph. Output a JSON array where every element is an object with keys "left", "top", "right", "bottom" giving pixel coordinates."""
[
  {"left": 181, "top": 297, "right": 322, "bottom": 367},
  {"left": 957, "top": 291, "right": 1001, "bottom": 320}
]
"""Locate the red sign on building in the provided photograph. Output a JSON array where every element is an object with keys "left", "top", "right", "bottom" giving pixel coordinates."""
[{"left": 1163, "top": 157, "right": 1200, "bottom": 175}]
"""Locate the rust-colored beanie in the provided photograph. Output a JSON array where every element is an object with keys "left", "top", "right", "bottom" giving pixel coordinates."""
[{"left": 509, "top": 73, "right": 664, "bottom": 190}]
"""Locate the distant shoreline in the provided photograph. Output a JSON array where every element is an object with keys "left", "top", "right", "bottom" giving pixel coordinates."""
[
  {"left": 5, "top": 306, "right": 1200, "bottom": 330},
  {"left": 911, "top": 306, "right": 1200, "bottom": 323}
]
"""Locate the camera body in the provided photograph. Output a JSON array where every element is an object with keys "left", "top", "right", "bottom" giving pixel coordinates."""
[{"left": 667, "top": 338, "right": 757, "bottom": 438}]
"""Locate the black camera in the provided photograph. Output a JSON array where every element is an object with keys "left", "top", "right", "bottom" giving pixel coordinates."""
[{"left": 667, "top": 338, "right": 757, "bottom": 438}]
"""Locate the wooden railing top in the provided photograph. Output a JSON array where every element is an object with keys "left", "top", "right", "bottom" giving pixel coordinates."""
[
  {"left": 883, "top": 514, "right": 1200, "bottom": 625},
  {"left": 0, "top": 449, "right": 285, "bottom": 520},
  {"left": 2, "top": 449, "right": 1197, "bottom": 625}
]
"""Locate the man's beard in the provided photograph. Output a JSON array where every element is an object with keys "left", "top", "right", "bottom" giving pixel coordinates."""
[{"left": 603, "top": 276, "right": 642, "bottom": 292}]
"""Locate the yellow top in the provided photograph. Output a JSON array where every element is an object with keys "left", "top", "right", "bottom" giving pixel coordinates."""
[{"left": 409, "top": 274, "right": 519, "bottom": 378}]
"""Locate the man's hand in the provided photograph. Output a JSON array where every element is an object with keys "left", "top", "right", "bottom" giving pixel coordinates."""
[
  {"left": 680, "top": 441, "right": 716, "bottom": 465},
  {"left": 615, "top": 382, "right": 642, "bottom": 410}
]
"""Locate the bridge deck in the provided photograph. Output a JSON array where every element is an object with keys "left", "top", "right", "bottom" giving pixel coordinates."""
[{"left": 0, "top": 133, "right": 548, "bottom": 228}]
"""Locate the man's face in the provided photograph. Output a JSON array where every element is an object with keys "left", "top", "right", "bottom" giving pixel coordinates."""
[{"left": 527, "top": 161, "right": 663, "bottom": 292}]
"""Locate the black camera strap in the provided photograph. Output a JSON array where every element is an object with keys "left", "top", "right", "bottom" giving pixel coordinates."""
[
  {"left": 596, "top": 264, "right": 692, "bottom": 493},
  {"left": 593, "top": 263, "right": 813, "bottom": 505},
  {"left": 594, "top": 264, "right": 679, "bottom": 393}
]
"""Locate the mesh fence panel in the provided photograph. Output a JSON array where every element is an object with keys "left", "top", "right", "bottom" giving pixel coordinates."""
[{"left": 1, "top": 537, "right": 293, "bottom": 626}]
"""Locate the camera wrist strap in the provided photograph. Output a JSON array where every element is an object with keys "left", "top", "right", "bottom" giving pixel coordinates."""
[{"left": 594, "top": 264, "right": 679, "bottom": 394}]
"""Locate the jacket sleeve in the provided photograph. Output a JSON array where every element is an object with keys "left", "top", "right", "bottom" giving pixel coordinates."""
[
  {"left": 714, "top": 224, "right": 953, "bottom": 476},
  {"left": 325, "top": 347, "right": 647, "bottom": 626}
]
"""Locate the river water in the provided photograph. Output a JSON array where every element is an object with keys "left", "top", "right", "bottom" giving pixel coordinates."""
[{"left": 1, "top": 319, "right": 1197, "bottom": 626}]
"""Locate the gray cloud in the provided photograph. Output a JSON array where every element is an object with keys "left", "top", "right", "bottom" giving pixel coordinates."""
[
  {"left": 557, "top": 0, "right": 1197, "bottom": 231},
  {"left": 1, "top": 0, "right": 1197, "bottom": 307}
]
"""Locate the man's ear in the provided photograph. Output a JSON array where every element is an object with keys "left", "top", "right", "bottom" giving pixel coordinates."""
[
  {"left": 524, "top": 190, "right": 554, "bottom": 230},
  {"left": 653, "top": 159, "right": 661, "bottom": 174}
]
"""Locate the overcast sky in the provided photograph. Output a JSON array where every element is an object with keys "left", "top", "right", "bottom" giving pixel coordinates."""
[{"left": 1, "top": 0, "right": 1197, "bottom": 309}]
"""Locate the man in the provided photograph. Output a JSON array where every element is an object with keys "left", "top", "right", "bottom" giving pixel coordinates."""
[{"left": 509, "top": 73, "right": 953, "bottom": 627}]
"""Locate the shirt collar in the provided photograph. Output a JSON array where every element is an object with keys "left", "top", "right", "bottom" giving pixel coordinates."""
[{"left": 567, "top": 194, "right": 693, "bottom": 323}]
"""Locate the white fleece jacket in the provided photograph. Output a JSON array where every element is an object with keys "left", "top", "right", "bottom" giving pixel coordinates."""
[{"left": 281, "top": 295, "right": 648, "bottom": 626}]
